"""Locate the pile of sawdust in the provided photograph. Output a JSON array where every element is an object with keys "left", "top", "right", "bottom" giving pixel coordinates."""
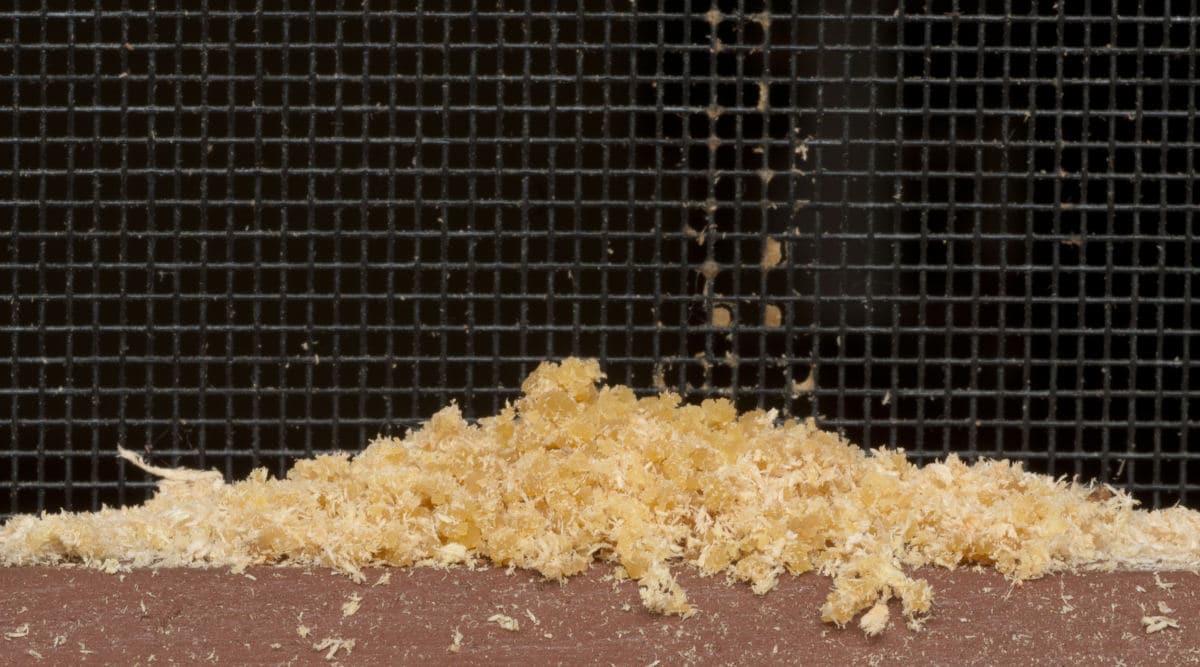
[{"left": 3, "top": 358, "right": 1199, "bottom": 633}]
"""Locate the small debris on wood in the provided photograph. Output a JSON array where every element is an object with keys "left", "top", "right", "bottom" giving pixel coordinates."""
[
  {"left": 448, "top": 628, "right": 463, "bottom": 653},
  {"left": 341, "top": 593, "right": 362, "bottom": 618},
  {"left": 372, "top": 572, "right": 391, "bottom": 587},
  {"left": 488, "top": 614, "right": 520, "bottom": 632},
  {"left": 312, "top": 637, "right": 355, "bottom": 660},
  {"left": 1154, "top": 573, "right": 1176, "bottom": 590},
  {"left": 296, "top": 625, "right": 311, "bottom": 639},
  {"left": 1142, "top": 616, "right": 1180, "bottom": 634},
  {"left": 4, "top": 623, "right": 29, "bottom": 640}
]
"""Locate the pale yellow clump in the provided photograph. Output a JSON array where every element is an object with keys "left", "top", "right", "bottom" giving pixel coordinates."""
[
  {"left": 711, "top": 306, "right": 732, "bottom": 328},
  {"left": 764, "top": 304, "right": 783, "bottom": 328},
  {"left": 761, "top": 238, "right": 783, "bottom": 268},
  {"left": 2, "top": 358, "right": 1199, "bottom": 633}
]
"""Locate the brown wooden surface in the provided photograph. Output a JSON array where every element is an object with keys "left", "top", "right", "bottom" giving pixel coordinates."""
[{"left": 0, "top": 565, "right": 1197, "bottom": 665}]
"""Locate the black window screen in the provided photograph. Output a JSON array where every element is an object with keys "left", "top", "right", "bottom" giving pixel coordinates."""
[{"left": 2, "top": 0, "right": 1197, "bottom": 516}]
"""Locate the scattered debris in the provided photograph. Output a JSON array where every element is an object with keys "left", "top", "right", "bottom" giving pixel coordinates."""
[
  {"left": 524, "top": 609, "right": 540, "bottom": 626},
  {"left": 1142, "top": 616, "right": 1180, "bottom": 634},
  {"left": 312, "top": 637, "right": 355, "bottom": 661},
  {"left": 342, "top": 593, "right": 362, "bottom": 618},
  {"left": 795, "top": 136, "right": 811, "bottom": 161},
  {"left": 1154, "top": 573, "right": 1176, "bottom": 590},
  {"left": 373, "top": 572, "right": 391, "bottom": 587},
  {"left": 296, "top": 625, "right": 311, "bottom": 639},
  {"left": 488, "top": 614, "right": 520, "bottom": 632},
  {"left": 4, "top": 624, "right": 29, "bottom": 640},
  {"left": 448, "top": 628, "right": 463, "bottom": 653},
  {"left": 25, "top": 649, "right": 42, "bottom": 661},
  {"left": 1157, "top": 601, "right": 1174, "bottom": 614}
]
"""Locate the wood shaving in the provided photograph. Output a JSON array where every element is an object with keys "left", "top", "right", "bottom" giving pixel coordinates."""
[
  {"left": 296, "top": 625, "right": 311, "bottom": 639},
  {"left": 4, "top": 623, "right": 29, "bottom": 640},
  {"left": 1154, "top": 572, "right": 1176, "bottom": 590},
  {"left": 761, "top": 238, "right": 783, "bottom": 269},
  {"left": 711, "top": 306, "right": 732, "bottom": 328},
  {"left": 25, "top": 649, "right": 42, "bottom": 660},
  {"left": 372, "top": 572, "right": 391, "bottom": 587},
  {"left": 312, "top": 637, "right": 355, "bottom": 660},
  {"left": 1142, "top": 616, "right": 1180, "bottom": 634},
  {"left": 3, "top": 358, "right": 1200, "bottom": 635},
  {"left": 764, "top": 304, "right": 782, "bottom": 328},
  {"left": 524, "top": 609, "right": 540, "bottom": 626},
  {"left": 341, "top": 593, "right": 361, "bottom": 618},
  {"left": 858, "top": 601, "right": 890, "bottom": 636},
  {"left": 448, "top": 628, "right": 463, "bottom": 653},
  {"left": 488, "top": 613, "right": 520, "bottom": 631}
]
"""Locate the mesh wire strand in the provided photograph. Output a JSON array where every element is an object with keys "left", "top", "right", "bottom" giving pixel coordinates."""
[{"left": 1, "top": 0, "right": 1197, "bottom": 515}]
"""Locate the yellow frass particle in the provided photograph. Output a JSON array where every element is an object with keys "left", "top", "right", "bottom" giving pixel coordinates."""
[{"left": 2, "top": 358, "right": 1200, "bottom": 634}]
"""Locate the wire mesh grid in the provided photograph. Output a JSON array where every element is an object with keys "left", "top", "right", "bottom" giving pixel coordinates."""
[{"left": 1, "top": 0, "right": 1197, "bottom": 515}]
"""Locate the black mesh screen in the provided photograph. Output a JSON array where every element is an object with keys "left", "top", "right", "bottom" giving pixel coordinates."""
[{"left": 2, "top": 0, "right": 1197, "bottom": 515}]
